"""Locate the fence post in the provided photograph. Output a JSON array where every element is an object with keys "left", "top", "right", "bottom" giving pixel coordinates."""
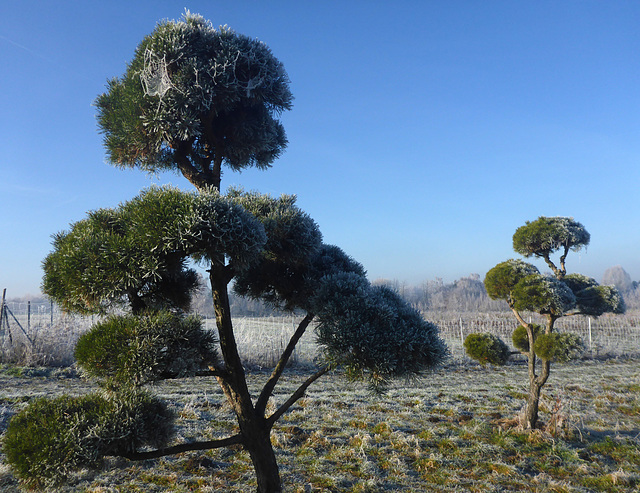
[
  {"left": 459, "top": 317, "right": 464, "bottom": 346},
  {"left": 588, "top": 317, "right": 592, "bottom": 352},
  {"left": 27, "top": 301, "right": 31, "bottom": 333},
  {"left": 50, "top": 300, "right": 53, "bottom": 327},
  {"left": 0, "top": 288, "right": 5, "bottom": 331}
]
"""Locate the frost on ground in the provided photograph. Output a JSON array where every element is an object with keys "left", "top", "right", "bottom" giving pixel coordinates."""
[{"left": 0, "top": 358, "right": 639, "bottom": 492}]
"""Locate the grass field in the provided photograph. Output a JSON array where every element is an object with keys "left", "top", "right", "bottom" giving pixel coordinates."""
[{"left": 1, "top": 358, "right": 639, "bottom": 492}]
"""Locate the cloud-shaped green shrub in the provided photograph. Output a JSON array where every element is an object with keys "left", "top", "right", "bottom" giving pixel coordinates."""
[
  {"left": 511, "top": 324, "right": 543, "bottom": 353},
  {"left": 75, "top": 311, "right": 217, "bottom": 386},
  {"left": 3, "top": 390, "right": 173, "bottom": 488},
  {"left": 313, "top": 273, "right": 448, "bottom": 391},
  {"left": 533, "top": 332, "right": 585, "bottom": 363},
  {"left": 463, "top": 333, "right": 510, "bottom": 366}
]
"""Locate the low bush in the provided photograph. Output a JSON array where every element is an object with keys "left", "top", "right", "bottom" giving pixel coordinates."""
[
  {"left": 2, "top": 389, "right": 174, "bottom": 488},
  {"left": 534, "top": 332, "right": 585, "bottom": 363},
  {"left": 463, "top": 333, "right": 510, "bottom": 366},
  {"left": 74, "top": 310, "right": 218, "bottom": 386}
]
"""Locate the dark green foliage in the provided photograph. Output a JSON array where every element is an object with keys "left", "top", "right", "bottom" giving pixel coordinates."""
[
  {"left": 228, "top": 189, "right": 323, "bottom": 268},
  {"left": 512, "top": 274, "right": 576, "bottom": 315},
  {"left": 484, "top": 259, "right": 539, "bottom": 304},
  {"left": 3, "top": 394, "right": 107, "bottom": 488},
  {"left": 533, "top": 332, "right": 585, "bottom": 362},
  {"left": 2, "top": 390, "right": 173, "bottom": 488},
  {"left": 75, "top": 311, "right": 217, "bottom": 386},
  {"left": 97, "top": 388, "right": 175, "bottom": 456},
  {"left": 512, "top": 324, "right": 542, "bottom": 353},
  {"left": 562, "top": 273, "right": 599, "bottom": 293},
  {"left": 42, "top": 187, "right": 200, "bottom": 315},
  {"left": 463, "top": 333, "right": 510, "bottom": 366},
  {"left": 512, "top": 216, "right": 590, "bottom": 258},
  {"left": 95, "top": 12, "right": 293, "bottom": 182},
  {"left": 188, "top": 190, "right": 268, "bottom": 269},
  {"left": 233, "top": 218, "right": 364, "bottom": 312},
  {"left": 573, "top": 285, "right": 626, "bottom": 316},
  {"left": 230, "top": 189, "right": 326, "bottom": 311},
  {"left": 313, "top": 273, "right": 448, "bottom": 391}
]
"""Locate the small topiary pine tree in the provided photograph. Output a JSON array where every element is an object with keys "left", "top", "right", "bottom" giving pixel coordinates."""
[{"left": 464, "top": 217, "right": 624, "bottom": 429}]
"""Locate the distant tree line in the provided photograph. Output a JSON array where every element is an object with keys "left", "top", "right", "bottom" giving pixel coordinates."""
[{"left": 9, "top": 266, "right": 639, "bottom": 316}]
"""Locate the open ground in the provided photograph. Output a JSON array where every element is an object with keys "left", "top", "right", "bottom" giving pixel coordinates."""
[{"left": 1, "top": 356, "right": 639, "bottom": 492}]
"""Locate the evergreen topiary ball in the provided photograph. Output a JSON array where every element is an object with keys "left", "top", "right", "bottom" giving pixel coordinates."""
[
  {"left": 512, "top": 324, "right": 542, "bottom": 353},
  {"left": 3, "top": 390, "right": 174, "bottom": 488},
  {"left": 75, "top": 310, "right": 217, "bottom": 386},
  {"left": 313, "top": 273, "right": 448, "bottom": 392},
  {"left": 3, "top": 394, "right": 108, "bottom": 488},
  {"left": 464, "top": 333, "right": 510, "bottom": 366},
  {"left": 533, "top": 333, "right": 585, "bottom": 363}
]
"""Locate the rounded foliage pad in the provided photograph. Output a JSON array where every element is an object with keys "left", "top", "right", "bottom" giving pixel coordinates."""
[
  {"left": 463, "top": 333, "right": 510, "bottom": 366},
  {"left": 313, "top": 273, "right": 448, "bottom": 391},
  {"left": 3, "top": 390, "right": 173, "bottom": 488},
  {"left": 511, "top": 324, "right": 542, "bottom": 353},
  {"left": 75, "top": 311, "right": 217, "bottom": 386},
  {"left": 533, "top": 332, "right": 585, "bottom": 363}
]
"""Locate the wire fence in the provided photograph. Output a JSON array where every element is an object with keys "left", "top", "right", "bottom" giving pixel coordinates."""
[
  {"left": 2, "top": 300, "right": 639, "bottom": 368},
  {"left": 426, "top": 311, "right": 640, "bottom": 362}
]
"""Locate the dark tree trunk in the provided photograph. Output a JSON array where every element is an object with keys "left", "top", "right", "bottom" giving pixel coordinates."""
[
  {"left": 208, "top": 266, "right": 282, "bottom": 493},
  {"left": 523, "top": 315, "right": 554, "bottom": 429},
  {"left": 239, "top": 415, "right": 281, "bottom": 493},
  {"left": 525, "top": 374, "right": 542, "bottom": 429}
]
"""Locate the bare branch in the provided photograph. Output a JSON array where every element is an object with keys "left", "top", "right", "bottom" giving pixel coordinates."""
[
  {"left": 117, "top": 434, "right": 243, "bottom": 461},
  {"left": 266, "top": 366, "right": 330, "bottom": 429},
  {"left": 256, "top": 313, "right": 314, "bottom": 416},
  {"left": 558, "top": 245, "right": 569, "bottom": 279}
]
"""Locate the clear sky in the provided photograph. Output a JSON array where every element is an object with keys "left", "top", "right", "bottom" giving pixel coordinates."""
[{"left": 1, "top": 1, "right": 639, "bottom": 297}]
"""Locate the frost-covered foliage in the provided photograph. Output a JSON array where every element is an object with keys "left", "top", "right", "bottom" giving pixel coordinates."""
[
  {"left": 512, "top": 324, "right": 543, "bottom": 353},
  {"left": 313, "top": 273, "right": 448, "bottom": 391},
  {"left": 561, "top": 273, "right": 625, "bottom": 316},
  {"left": 574, "top": 285, "right": 626, "bottom": 316},
  {"left": 3, "top": 390, "right": 174, "bottom": 488},
  {"left": 512, "top": 274, "right": 577, "bottom": 315},
  {"left": 42, "top": 188, "right": 200, "bottom": 315},
  {"left": 230, "top": 189, "right": 365, "bottom": 312},
  {"left": 118, "top": 186, "right": 197, "bottom": 252},
  {"left": 95, "top": 11, "right": 293, "bottom": 185},
  {"left": 463, "top": 333, "right": 510, "bottom": 366},
  {"left": 484, "top": 259, "right": 539, "bottom": 305},
  {"left": 74, "top": 311, "right": 217, "bottom": 387},
  {"left": 188, "top": 189, "right": 267, "bottom": 269},
  {"left": 513, "top": 216, "right": 590, "bottom": 258},
  {"left": 562, "top": 273, "right": 599, "bottom": 294},
  {"left": 229, "top": 190, "right": 366, "bottom": 313},
  {"left": 228, "top": 189, "right": 322, "bottom": 264},
  {"left": 533, "top": 333, "right": 585, "bottom": 363}
]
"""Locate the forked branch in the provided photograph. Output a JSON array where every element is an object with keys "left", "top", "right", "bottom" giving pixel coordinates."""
[
  {"left": 266, "top": 365, "right": 331, "bottom": 429},
  {"left": 256, "top": 313, "right": 315, "bottom": 416}
]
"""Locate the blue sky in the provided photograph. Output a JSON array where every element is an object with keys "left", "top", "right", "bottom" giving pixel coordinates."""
[{"left": 1, "top": 1, "right": 639, "bottom": 297}]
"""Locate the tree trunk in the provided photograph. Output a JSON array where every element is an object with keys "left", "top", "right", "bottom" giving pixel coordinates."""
[
  {"left": 525, "top": 377, "right": 542, "bottom": 429},
  {"left": 524, "top": 315, "right": 554, "bottom": 429},
  {"left": 208, "top": 266, "right": 282, "bottom": 492},
  {"left": 239, "top": 415, "right": 281, "bottom": 493}
]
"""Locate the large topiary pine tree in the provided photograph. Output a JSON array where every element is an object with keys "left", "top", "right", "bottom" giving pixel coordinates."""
[{"left": 4, "top": 13, "right": 448, "bottom": 493}]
